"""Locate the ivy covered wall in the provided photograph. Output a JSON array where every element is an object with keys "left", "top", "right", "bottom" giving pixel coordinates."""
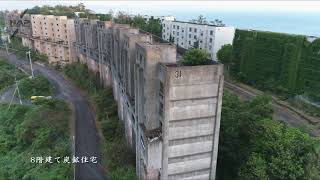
[
  {"left": 301, "top": 39, "right": 320, "bottom": 101},
  {"left": 231, "top": 29, "right": 320, "bottom": 101}
]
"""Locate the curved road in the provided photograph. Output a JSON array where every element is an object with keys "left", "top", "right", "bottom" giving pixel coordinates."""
[{"left": 0, "top": 50, "right": 107, "bottom": 180}]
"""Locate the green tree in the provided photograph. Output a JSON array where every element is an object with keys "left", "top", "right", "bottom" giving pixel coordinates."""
[
  {"left": 217, "top": 44, "right": 233, "bottom": 64},
  {"left": 27, "top": 4, "right": 93, "bottom": 18},
  {"left": 181, "top": 48, "right": 210, "bottom": 66},
  {"left": 19, "top": 75, "right": 53, "bottom": 99},
  {"left": 132, "top": 16, "right": 146, "bottom": 29},
  {"left": 97, "top": 13, "right": 112, "bottom": 21},
  {"left": 217, "top": 91, "right": 320, "bottom": 180},
  {"left": 239, "top": 153, "right": 269, "bottom": 180},
  {"left": 190, "top": 15, "right": 207, "bottom": 24},
  {"left": 146, "top": 17, "right": 162, "bottom": 37},
  {"left": 114, "top": 11, "right": 132, "bottom": 24},
  {"left": 217, "top": 44, "right": 233, "bottom": 75}
]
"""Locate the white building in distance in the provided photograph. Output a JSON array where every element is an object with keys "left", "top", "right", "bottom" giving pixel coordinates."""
[{"left": 162, "top": 20, "right": 235, "bottom": 60}]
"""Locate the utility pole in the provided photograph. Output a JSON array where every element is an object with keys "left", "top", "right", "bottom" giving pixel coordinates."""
[
  {"left": 15, "top": 78, "right": 22, "bottom": 105},
  {"left": 4, "top": 42, "right": 9, "bottom": 56},
  {"left": 73, "top": 135, "right": 75, "bottom": 180},
  {"left": 26, "top": 51, "right": 34, "bottom": 78},
  {"left": 7, "top": 77, "right": 22, "bottom": 111}
]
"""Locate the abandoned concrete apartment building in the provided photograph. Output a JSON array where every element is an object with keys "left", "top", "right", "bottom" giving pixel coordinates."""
[
  {"left": 4, "top": 11, "right": 225, "bottom": 180},
  {"left": 75, "top": 18, "right": 224, "bottom": 180},
  {"left": 4, "top": 11, "right": 76, "bottom": 66}
]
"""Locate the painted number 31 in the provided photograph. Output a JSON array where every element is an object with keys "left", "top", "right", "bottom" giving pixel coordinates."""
[{"left": 175, "top": 70, "right": 182, "bottom": 78}]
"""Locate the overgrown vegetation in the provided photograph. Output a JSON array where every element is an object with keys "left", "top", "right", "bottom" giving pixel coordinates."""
[
  {"left": 225, "top": 29, "right": 320, "bottom": 102},
  {"left": 217, "top": 44, "right": 233, "bottom": 69},
  {"left": 0, "top": 99, "right": 72, "bottom": 179},
  {"left": 288, "top": 97, "right": 320, "bottom": 118},
  {"left": 114, "top": 13, "right": 162, "bottom": 37},
  {"left": 217, "top": 91, "right": 320, "bottom": 180},
  {"left": 190, "top": 15, "right": 225, "bottom": 26},
  {"left": 181, "top": 48, "right": 211, "bottom": 66},
  {"left": 79, "top": 12, "right": 112, "bottom": 21},
  {"left": 64, "top": 63, "right": 137, "bottom": 179},
  {"left": 27, "top": 3, "right": 89, "bottom": 18},
  {"left": 0, "top": 58, "right": 26, "bottom": 92},
  {"left": 19, "top": 75, "right": 53, "bottom": 99}
]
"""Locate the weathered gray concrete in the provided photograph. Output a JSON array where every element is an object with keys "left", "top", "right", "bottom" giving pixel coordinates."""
[
  {"left": 160, "top": 64, "right": 224, "bottom": 180},
  {"left": 73, "top": 18, "right": 224, "bottom": 180}
]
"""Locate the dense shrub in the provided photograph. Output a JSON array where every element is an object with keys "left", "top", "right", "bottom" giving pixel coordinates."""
[
  {"left": 64, "top": 63, "right": 100, "bottom": 93},
  {"left": 217, "top": 91, "right": 320, "bottom": 180},
  {"left": 181, "top": 48, "right": 211, "bottom": 66},
  {"left": 19, "top": 75, "right": 53, "bottom": 99},
  {"left": 217, "top": 44, "right": 233, "bottom": 65},
  {"left": 0, "top": 58, "right": 26, "bottom": 92},
  {"left": 0, "top": 99, "right": 72, "bottom": 179}
]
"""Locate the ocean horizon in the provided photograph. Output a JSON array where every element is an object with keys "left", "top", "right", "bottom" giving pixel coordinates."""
[{"left": 169, "top": 11, "right": 320, "bottom": 37}]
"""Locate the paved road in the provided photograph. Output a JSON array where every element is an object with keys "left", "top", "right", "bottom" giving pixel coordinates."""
[
  {"left": 0, "top": 50, "right": 107, "bottom": 180},
  {"left": 225, "top": 81, "right": 320, "bottom": 136}
]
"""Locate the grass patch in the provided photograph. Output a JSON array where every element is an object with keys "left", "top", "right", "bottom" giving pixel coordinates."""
[
  {"left": 0, "top": 99, "right": 72, "bottom": 179},
  {"left": 64, "top": 63, "right": 137, "bottom": 180}
]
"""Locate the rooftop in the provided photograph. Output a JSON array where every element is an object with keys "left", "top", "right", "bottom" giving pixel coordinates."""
[
  {"left": 164, "top": 59, "right": 219, "bottom": 68},
  {"left": 170, "top": 20, "right": 228, "bottom": 27}
]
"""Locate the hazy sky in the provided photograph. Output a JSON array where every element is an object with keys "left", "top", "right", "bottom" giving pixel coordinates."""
[
  {"left": 2, "top": 1, "right": 319, "bottom": 36},
  {"left": 1, "top": 1, "right": 320, "bottom": 15}
]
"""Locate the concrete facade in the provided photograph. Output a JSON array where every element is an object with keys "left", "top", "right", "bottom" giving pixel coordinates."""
[
  {"left": 74, "top": 17, "right": 224, "bottom": 180},
  {"left": 30, "top": 15, "right": 76, "bottom": 66},
  {"left": 5, "top": 10, "right": 225, "bottom": 180},
  {"left": 159, "top": 64, "right": 224, "bottom": 180},
  {"left": 162, "top": 20, "right": 235, "bottom": 60},
  {"left": 4, "top": 12, "right": 76, "bottom": 66}
]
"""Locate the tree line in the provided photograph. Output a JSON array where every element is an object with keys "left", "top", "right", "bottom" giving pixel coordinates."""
[{"left": 217, "top": 91, "right": 320, "bottom": 180}]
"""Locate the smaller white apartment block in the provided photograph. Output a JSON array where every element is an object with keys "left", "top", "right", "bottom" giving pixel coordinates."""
[{"left": 162, "top": 20, "right": 235, "bottom": 61}]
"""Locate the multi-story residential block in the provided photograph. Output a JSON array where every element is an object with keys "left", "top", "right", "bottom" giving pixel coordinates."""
[
  {"left": 74, "top": 17, "right": 224, "bottom": 180},
  {"left": 162, "top": 20, "right": 235, "bottom": 60},
  {"left": 30, "top": 15, "right": 76, "bottom": 66},
  {"left": 4, "top": 10, "right": 33, "bottom": 48},
  {"left": 5, "top": 11, "right": 76, "bottom": 66}
]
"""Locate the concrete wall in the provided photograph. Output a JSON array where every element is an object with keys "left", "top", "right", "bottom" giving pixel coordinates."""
[
  {"left": 135, "top": 42, "right": 177, "bottom": 130},
  {"left": 73, "top": 18, "right": 224, "bottom": 180},
  {"left": 29, "top": 14, "right": 76, "bottom": 66},
  {"left": 161, "top": 64, "right": 224, "bottom": 180}
]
